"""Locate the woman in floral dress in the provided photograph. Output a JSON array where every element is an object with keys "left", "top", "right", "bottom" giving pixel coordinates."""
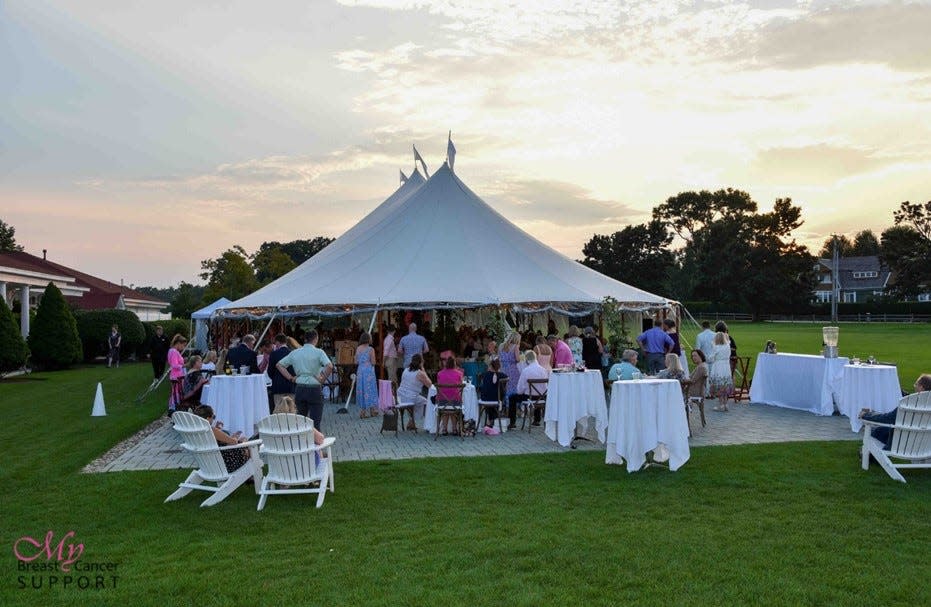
[{"left": 355, "top": 332, "right": 379, "bottom": 418}]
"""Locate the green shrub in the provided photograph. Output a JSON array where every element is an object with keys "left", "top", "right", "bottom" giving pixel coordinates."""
[
  {"left": 138, "top": 319, "right": 189, "bottom": 359},
  {"left": 0, "top": 298, "right": 29, "bottom": 373},
  {"left": 27, "top": 283, "right": 82, "bottom": 370},
  {"left": 74, "top": 309, "right": 146, "bottom": 362}
]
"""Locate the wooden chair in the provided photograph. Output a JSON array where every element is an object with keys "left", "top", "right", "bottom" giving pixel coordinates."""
[
  {"left": 732, "top": 356, "right": 751, "bottom": 402},
  {"left": 322, "top": 366, "right": 342, "bottom": 403},
  {"left": 477, "top": 376, "right": 509, "bottom": 433},
  {"left": 523, "top": 379, "right": 548, "bottom": 432},
  {"left": 434, "top": 383, "right": 466, "bottom": 441},
  {"left": 861, "top": 391, "right": 931, "bottom": 483},
  {"left": 256, "top": 413, "right": 335, "bottom": 509},
  {"left": 164, "top": 411, "right": 263, "bottom": 508}
]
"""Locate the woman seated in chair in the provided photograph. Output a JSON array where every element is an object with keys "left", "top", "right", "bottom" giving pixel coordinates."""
[
  {"left": 273, "top": 396, "right": 326, "bottom": 445},
  {"left": 179, "top": 355, "right": 210, "bottom": 411},
  {"left": 657, "top": 353, "right": 687, "bottom": 381},
  {"left": 533, "top": 335, "right": 553, "bottom": 373},
  {"left": 436, "top": 355, "right": 465, "bottom": 435},
  {"left": 201, "top": 350, "right": 218, "bottom": 372},
  {"left": 193, "top": 405, "right": 250, "bottom": 473},
  {"left": 398, "top": 353, "right": 433, "bottom": 431},
  {"left": 479, "top": 359, "right": 508, "bottom": 428},
  {"left": 681, "top": 350, "right": 708, "bottom": 399}
]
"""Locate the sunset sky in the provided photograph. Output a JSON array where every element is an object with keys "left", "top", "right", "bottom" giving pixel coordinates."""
[{"left": 2, "top": 0, "right": 930, "bottom": 287}]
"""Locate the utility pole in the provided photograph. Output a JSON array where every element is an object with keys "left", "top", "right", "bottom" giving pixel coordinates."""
[{"left": 831, "top": 234, "right": 839, "bottom": 323}]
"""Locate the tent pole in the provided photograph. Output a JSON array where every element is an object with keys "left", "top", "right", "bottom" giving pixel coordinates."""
[
  {"left": 339, "top": 305, "right": 380, "bottom": 414},
  {"left": 255, "top": 311, "right": 278, "bottom": 346}
]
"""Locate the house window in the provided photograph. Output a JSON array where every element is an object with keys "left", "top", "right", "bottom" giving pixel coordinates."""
[
  {"left": 820, "top": 274, "right": 831, "bottom": 283},
  {"left": 843, "top": 292, "right": 857, "bottom": 303},
  {"left": 852, "top": 271, "right": 878, "bottom": 279},
  {"left": 814, "top": 291, "right": 832, "bottom": 303},
  {"left": 919, "top": 293, "right": 931, "bottom": 302}
]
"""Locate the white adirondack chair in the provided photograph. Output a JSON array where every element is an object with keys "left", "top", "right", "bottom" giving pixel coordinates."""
[
  {"left": 861, "top": 391, "right": 931, "bottom": 483},
  {"left": 256, "top": 413, "right": 336, "bottom": 510},
  {"left": 165, "top": 411, "right": 263, "bottom": 507}
]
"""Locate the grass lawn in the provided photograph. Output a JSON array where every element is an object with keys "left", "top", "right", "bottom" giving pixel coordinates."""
[
  {"left": 2, "top": 364, "right": 931, "bottom": 606},
  {"left": 680, "top": 321, "right": 931, "bottom": 391}
]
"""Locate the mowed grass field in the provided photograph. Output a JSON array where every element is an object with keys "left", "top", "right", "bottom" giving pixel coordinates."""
[
  {"left": 679, "top": 321, "right": 931, "bottom": 391},
  {"left": 2, "top": 361, "right": 931, "bottom": 606}
]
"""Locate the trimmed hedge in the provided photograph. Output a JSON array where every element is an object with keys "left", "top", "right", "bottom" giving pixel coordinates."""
[
  {"left": 27, "top": 283, "right": 82, "bottom": 370},
  {"left": 74, "top": 309, "right": 146, "bottom": 362},
  {"left": 681, "top": 301, "right": 931, "bottom": 316},
  {"left": 0, "top": 298, "right": 28, "bottom": 373},
  {"left": 138, "top": 320, "right": 190, "bottom": 359}
]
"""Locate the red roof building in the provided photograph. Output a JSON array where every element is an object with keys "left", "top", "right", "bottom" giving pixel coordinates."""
[{"left": 0, "top": 250, "right": 169, "bottom": 337}]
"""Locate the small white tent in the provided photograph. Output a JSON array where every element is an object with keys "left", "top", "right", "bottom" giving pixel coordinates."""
[
  {"left": 219, "top": 163, "right": 673, "bottom": 319},
  {"left": 191, "top": 297, "right": 231, "bottom": 351}
]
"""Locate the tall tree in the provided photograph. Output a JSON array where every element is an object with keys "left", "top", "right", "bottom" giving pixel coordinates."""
[
  {"left": 881, "top": 200, "right": 931, "bottom": 297},
  {"left": 171, "top": 282, "right": 206, "bottom": 318},
  {"left": 0, "top": 219, "right": 24, "bottom": 252},
  {"left": 0, "top": 298, "right": 28, "bottom": 373},
  {"left": 256, "top": 237, "right": 334, "bottom": 267},
  {"left": 851, "top": 230, "right": 881, "bottom": 256},
  {"left": 654, "top": 191, "right": 816, "bottom": 317},
  {"left": 580, "top": 220, "right": 675, "bottom": 296},
  {"left": 252, "top": 245, "right": 297, "bottom": 285},
  {"left": 27, "top": 283, "right": 82, "bottom": 369},
  {"left": 818, "top": 235, "right": 853, "bottom": 258},
  {"left": 199, "top": 246, "right": 258, "bottom": 302}
]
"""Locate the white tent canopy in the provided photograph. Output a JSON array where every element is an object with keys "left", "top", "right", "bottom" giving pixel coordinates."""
[
  {"left": 219, "top": 163, "right": 673, "bottom": 318},
  {"left": 191, "top": 297, "right": 231, "bottom": 350}
]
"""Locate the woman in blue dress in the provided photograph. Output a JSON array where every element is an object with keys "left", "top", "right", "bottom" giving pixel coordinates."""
[{"left": 355, "top": 332, "right": 379, "bottom": 418}]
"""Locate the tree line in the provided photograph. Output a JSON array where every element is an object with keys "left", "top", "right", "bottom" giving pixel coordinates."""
[{"left": 580, "top": 193, "right": 931, "bottom": 316}]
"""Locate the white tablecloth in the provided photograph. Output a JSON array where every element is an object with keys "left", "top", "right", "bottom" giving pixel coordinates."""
[
  {"left": 606, "top": 379, "right": 690, "bottom": 472},
  {"left": 204, "top": 374, "right": 268, "bottom": 436},
  {"left": 424, "top": 384, "right": 478, "bottom": 434},
  {"left": 749, "top": 353, "right": 848, "bottom": 415},
  {"left": 837, "top": 364, "right": 901, "bottom": 432},
  {"left": 543, "top": 370, "right": 607, "bottom": 447}
]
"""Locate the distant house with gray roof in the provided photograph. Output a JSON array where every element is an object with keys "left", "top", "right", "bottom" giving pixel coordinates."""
[{"left": 813, "top": 255, "right": 892, "bottom": 304}]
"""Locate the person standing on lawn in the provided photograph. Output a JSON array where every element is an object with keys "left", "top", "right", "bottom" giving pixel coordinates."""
[
  {"left": 150, "top": 325, "right": 169, "bottom": 381},
  {"left": 107, "top": 324, "right": 121, "bottom": 368}
]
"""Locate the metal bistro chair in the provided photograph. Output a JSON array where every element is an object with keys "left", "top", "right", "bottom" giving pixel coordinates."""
[
  {"left": 434, "top": 382, "right": 466, "bottom": 441},
  {"left": 523, "top": 378, "right": 548, "bottom": 432},
  {"left": 477, "top": 376, "right": 509, "bottom": 434},
  {"left": 322, "top": 366, "right": 342, "bottom": 403}
]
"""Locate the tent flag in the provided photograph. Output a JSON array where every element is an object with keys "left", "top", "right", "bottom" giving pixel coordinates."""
[
  {"left": 413, "top": 144, "right": 429, "bottom": 177},
  {"left": 447, "top": 131, "right": 456, "bottom": 172},
  {"left": 400, "top": 169, "right": 408, "bottom": 184}
]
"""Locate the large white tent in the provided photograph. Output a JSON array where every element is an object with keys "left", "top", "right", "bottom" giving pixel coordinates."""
[
  {"left": 191, "top": 297, "right": 232, "bottom": 351},
  {"left": 218, "top": 162, "right": 674, "bottom": 319}
]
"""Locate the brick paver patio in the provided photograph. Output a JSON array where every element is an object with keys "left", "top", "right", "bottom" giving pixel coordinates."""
[{"left": 84, "top": 397, "right": 860, "bottom": 474}]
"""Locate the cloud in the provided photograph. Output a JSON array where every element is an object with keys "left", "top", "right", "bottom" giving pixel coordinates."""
[
  {"left": 482, "top": 176, "right": 642, "bottom": 227},
  {"left": 750, "top": 143, "right": 896, "bottom": 185},
  {"left": 749, "top": 2, "right": 931, "bottom": 71}
]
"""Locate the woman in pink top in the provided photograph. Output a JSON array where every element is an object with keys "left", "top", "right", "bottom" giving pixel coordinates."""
[
  {"left": 167, "top": 334, "right": 188, "bottom": 414},
  {"left": 436, "top": 356, "right": 465, "bottom": 435}
]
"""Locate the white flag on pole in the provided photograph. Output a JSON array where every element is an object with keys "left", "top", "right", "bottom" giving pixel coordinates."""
[
  {"left": 447, "top": 131, "right": 456, "bottom": 172},
  {"left": 413, "top": 144, "right": 429, "bottom": 177}
]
